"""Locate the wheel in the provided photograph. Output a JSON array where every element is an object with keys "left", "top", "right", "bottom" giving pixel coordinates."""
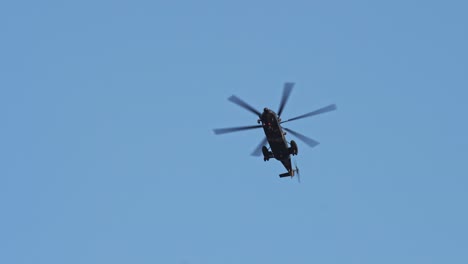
[
  {"left": 262, "top": 146, "right": 270, "bottom": 161},
  {"left": 289, "top": 140, "right": 298, "bottom": 155}
]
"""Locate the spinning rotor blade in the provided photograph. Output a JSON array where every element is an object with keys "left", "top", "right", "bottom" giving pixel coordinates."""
[
  {"left": 277, "top": 82, "right": 294, "bottom": 117},
  {"left": 228, "top": 95, "right": 262, "bottom": 117},
  {"left": 283, "top": 127, "right": 320, "bottom": 148},
  {"left": 294, "top": 160, "right": 300, "bottom": 183},
  {"left": 251, "top": 137, "right": 268, "bottom": 156},
  {"left": 213, "top": 125, "right": 263, "bottom": 135},
  {"left": 281, "top": 104, "right": 337, "bottom": 124}
]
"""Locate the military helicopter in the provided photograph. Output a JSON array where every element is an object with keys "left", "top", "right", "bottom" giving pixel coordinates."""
[{"left": 213, "top": 82, "right": 336, "bottom": 180}]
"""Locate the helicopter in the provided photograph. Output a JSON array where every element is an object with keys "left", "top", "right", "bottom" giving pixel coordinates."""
[{"left": 213, "top": 82, "right": 336, "bottom": 180}]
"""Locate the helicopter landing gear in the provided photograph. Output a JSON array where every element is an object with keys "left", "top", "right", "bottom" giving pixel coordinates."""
[
  {"left": 262, "top": 146, "right": 273, "bottom": 161},
  {"left": 289, "top": 140, "right": 298, "bottom": 155}
]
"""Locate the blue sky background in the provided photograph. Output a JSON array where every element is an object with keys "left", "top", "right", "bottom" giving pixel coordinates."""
[{"left": 1, "top": 1, "right": 467, "bottom": 263}]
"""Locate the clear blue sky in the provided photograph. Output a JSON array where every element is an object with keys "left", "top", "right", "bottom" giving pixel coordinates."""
[{"left": 1, "top": 1, "right": 467, "bottom": 263}]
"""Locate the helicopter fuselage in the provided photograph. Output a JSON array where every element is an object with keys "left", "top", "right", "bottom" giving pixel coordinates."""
[{"left": 259, "top": 108, "right": 295, "bottom": 176}]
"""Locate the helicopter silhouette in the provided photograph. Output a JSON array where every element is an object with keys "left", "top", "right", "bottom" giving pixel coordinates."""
[{"left": 213, "top": 82, "right": 336, "bottom": 180}]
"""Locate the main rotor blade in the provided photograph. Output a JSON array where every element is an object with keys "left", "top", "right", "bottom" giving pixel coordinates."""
[
  {"left": 283, "top": 127, "right": 320, "bottom": 148},
  {"left": 277, "top": 82, "right": 294, "bottom": 117},
  {"left": 281, "top": 104, "right": 337, "bottom": 124},
  {"left": 228, "top": 95, "right": 262, "bottom": 117},
  {"left": 213, "top": 124, "right": 263, "bottom": 135},
  {"left": 251, "top": 137, "right": 268, "bottom": 156}
]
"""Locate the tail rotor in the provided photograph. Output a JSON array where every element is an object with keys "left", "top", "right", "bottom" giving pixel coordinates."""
[{"left": 294, "top": 161, "right": 301, "bottom": 183}]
